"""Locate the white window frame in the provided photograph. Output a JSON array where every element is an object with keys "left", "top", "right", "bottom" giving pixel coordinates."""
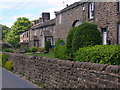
[
  {"left": 118, "top": 24, "right": 120, "bottom": 45},
  {"left": 118, "top": 0, "right": 120, "bottom": 12},
  {"left": 89, "top": 2, "right": 94, "bottom": 19},
  {"left": 103, "top": 31, "right": 107, "bottom": 45},
  {"left": 59, "top": 14, "right": 62, "bottom": 24},
  {"left": 34, "top": 30, "right": 36, "bottom": 36},
  {"left": 46, "top": 37, "right": 52, "bottom": 45}
]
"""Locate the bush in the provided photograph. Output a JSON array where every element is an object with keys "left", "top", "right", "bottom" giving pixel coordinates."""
[
  {"left": 24, "top": 47, "right": 30, "bottom": 53},
  {"left": 74, "top": 45, "right": 120, "bottom": 65},
  {"left": 45, "top": 41, "right": 51, "bottom": 52},
  {"left": 54, "top": 45, "right": 67, "bottom": 60},
  {"left": 38, "top": 47, "right": 45, "bottom": 52},
  {"left": 3, "top": 48, "right": 14, "bottom": 53},
  {"left": 72, "top": 22, "right": 102, "bottom": 52},
  {"left": 66, "top": 27, "right": 78, "bottom": 59},
  {"left": 55, "top": 38, "right": 64, "bottom": 46},
  {"left": 2, "top": 54, "right": 8, "bottom": 67},
  {"left": 5, "top": 61, "right": 13, "bottom": 71},
  {"left": 30, "top": 47, "right": 38, "bottom": 53},
  {"left": 54, "top": 38, "right": 65, "bottom": 58}
]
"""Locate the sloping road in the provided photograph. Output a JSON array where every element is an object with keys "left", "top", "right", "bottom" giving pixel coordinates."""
[{"left": 2, "top": 68, "right": 36, "bottom": 88}]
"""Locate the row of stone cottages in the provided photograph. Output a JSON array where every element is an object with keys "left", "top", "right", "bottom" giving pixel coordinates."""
[{"left": 20, "top": 1, "right": 120, "bottom": 49}]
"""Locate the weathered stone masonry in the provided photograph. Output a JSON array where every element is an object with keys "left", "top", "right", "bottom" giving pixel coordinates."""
[{"left": 4, "top": 52, "right": 120, "bottom": 88}]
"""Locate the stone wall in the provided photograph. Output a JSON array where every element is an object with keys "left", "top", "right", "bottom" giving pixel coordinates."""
[{"left": 4, "top": 52, "right": 120, "bottom": 88}]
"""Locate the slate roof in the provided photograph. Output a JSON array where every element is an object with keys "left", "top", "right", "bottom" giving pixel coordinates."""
[
  {"left": 55, "top": 2, "right": 86, "bottom": 15},
  {"left": 32, "top": 19, "right": 55, "bottom": 30}
]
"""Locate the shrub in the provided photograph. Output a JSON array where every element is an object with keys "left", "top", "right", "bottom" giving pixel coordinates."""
[
  {"left": 38, "top": 47, "right": 45, "bottom": 52},
  {"left": 45, "top": 41, "right": 51, "bottom": 52},
  {"left": 24, "top": 47, "right": 30, "bottom": 53},
  {"left": 74, "top": 45, "right": 120, "bottom": 65},
  {"left": 54, "top": 45, "right": 67, "bottom": 60},
  {"left": 2, "top": 54, "right": 8, "bottom": 67},
  {"left": 66, "top": 27, "right": 78, "bottom": 59},
  {"left": 72, "top": 22, "right": 102, "bottom": 52},
  {"left": 30, "top": 47, "right": 38, "bottom": 53},
  {"left": 5, "top": 61, "right": 13, "bottom": 71},
  {"left": 55, "top": 38, "right": 64, "bottom": 46},
  {"left": 3, "top": 48, "right": 14, "bottom": 53},
  {"left": 54, "top": 38, "right": 65, "bottom": 58}
]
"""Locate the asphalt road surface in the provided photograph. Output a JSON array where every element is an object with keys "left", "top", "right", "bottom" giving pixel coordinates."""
[{"left": 2, "top": 68, "right": 36, "bottom": 88}]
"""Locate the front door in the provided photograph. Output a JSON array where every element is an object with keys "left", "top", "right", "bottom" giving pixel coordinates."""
[{"left": 102, "top": 28, "right": 107, "bottom": 45}]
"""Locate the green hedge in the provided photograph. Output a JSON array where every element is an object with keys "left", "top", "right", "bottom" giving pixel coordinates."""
[
  {"left": 2, "top": 54, "right": 8, "bottom": 67},
  {"left": 72, "top": 22, "right": 102, "bottom": 52},
  {"left": 3, "top": 48, "right": 14, "bottom": 53},
  {"left": 74, "top": 45, "right": 120, "bottom": 65},
  {"left": 66, "top": 27, "right": 78, "bottom": 59},
  {"left": 30, "top": 47, "right": 38, "bottom": 53},
  {"left": 54, "top": 45, "right": 67, "bottom": 60}
]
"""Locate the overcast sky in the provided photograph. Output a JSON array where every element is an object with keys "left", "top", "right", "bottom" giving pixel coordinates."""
[{"left": 0, "top": 0, "right": 80, "bottom": 27}]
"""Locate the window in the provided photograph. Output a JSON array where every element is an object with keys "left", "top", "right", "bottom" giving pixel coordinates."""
[
  {"left": 102, "top": 28, "right": 107, "bottom": 45},
  {"left": 59, "top": 14, "right": 62, "bottom": 24},
  {"left": 34, "top": 30, "right": 36, "bottom": 36},
  {"left": 89, "top": 2, "right": 94, "bottom": 19},
  {"left": 27, "top": 32, "right": 28, "bottom": 37},
  {"left": 118, "top": 0, "right": 120, "bottom": 12},
  {"left": 46, "top": 37, "right": 52, "bottom": 45}
]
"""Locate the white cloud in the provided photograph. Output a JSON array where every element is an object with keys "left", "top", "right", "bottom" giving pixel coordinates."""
[
  {"left": 11, "top": 14, "right": 33, "bottom": 20},
  {"left": 3, "top": 23, "right": 13, "bottom": 28}
]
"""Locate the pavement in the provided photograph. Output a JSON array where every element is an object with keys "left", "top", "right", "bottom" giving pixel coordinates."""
[{"left": 2, "top": 68, "right": 37, "bottom": 88}]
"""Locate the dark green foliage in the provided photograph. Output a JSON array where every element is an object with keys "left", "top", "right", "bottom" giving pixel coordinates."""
[
  {"left": 0, "top": 24, "right": 10, "bottom": 40},
  {"left": 45, "top": 41, "right": 51, "bottom": 52},
  {"left": 30, "top": 47, "right": 38, "bottom": 53},
  {"left": 66, "top": 27, "right": 78, "bottom": 59},
  {"left": 72, "top": 22, "right": 102, "bottom": 52},
  {"left": 24, "top": 47, "right": 30, "bottom": 53},
  {"left": 54, "top": 45, "right": 67, "bottom": 60},
  {"left": 2, "top": 54, "right": 8, "bottom": 67},
  {"left": 55, "top": 38, "right": 64, "bottom": 46},
  {"left": 3, "top": 48, "right": 14, "bottom": 53},
  {"left": 74, "top": 45, "right": 120, "bottom": 65}
]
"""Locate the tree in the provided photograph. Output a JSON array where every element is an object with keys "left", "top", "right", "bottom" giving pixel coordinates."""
[
  {"left": 4, "top": 17, "right": 32, "bottom": 48},
  {"left": 0, "top": 24, "right": 10, "bottom": 40}
]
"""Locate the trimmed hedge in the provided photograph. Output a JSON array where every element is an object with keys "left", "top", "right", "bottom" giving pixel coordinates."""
[
  {"left": 74, "top": 45, "right": 120, "bottom": 65},
  {"left": 72, "top": 22, "right": 102, "bottom": 52},
  {"left": 54, "top": 38, "right": 66, "bottom": 59},
  {"left": 54, "top": 45, "right": 67, "bottom": 60},
  {"left": 66, "top": 27, "right": 78, "bottom": 59}
]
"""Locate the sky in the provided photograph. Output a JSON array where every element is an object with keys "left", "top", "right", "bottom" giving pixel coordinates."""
[{"left": 0, "top": 0, "right": 79, "bottom": 27}]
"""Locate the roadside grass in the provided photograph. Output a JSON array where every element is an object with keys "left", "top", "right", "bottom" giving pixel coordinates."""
[{"left": 25, "top": 50, "right": 55, "bottom": 58}]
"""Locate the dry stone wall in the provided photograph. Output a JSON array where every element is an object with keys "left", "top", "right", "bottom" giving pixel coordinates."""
[{"left": 4, "top": 52, "right": 120, "bottom": 88}]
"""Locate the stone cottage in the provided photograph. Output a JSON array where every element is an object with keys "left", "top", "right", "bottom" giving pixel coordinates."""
[
  {"left": 20, "top": 12, "right": 56, "bottom": 48},
  {"left": 55, "top": 1, "right": 120, "bottom": 45}
]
